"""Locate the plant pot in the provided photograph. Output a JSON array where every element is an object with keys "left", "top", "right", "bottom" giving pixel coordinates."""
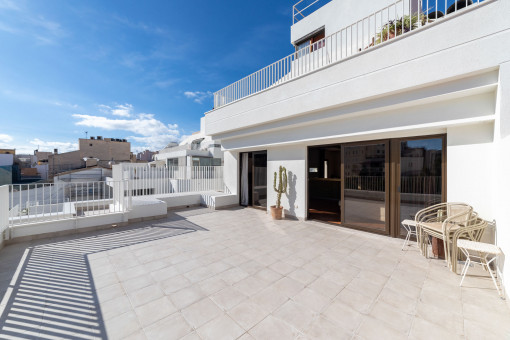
[{"left": 270, "top": 205, "right": 283, "bottom": 220}]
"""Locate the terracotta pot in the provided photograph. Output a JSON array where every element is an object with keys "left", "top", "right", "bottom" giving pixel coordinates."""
[{"left": 270, "top": 205, "right": 283, "bottom": 220}]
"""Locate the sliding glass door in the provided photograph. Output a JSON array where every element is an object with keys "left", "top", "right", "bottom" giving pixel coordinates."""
[
  {"left": 307, "top": 136, "right": 445, "bottom": 237},
  {"left": 252, "top": 152, "right": 267, "bottom": 208},
  {"left": 240, "top": 151, "right": 267, "bottom": 209},
  {"left": 343, "top": 142, "right": 389, "bottom": 234},
  {"left": 397, "top": 137, "right": 444, "bottom": 237}
]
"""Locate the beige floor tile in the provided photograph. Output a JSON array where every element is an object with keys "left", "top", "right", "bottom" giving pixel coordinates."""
[
  {"left": 101, "top": 294, "right": 133, "bottom": 321},
  {"left": 308, "top": 276, "right": 344, "bottom": 299},
  {"left": 292, "top": 287, "right": 331, "bottom": 313},
  {"left": 271, "top": 276, "right": 305, "bottom": 298},
  {"left": 415, "top": 300, "right": 464, "bottom": 336},
  {"left": 144, "top": 313, "right": 193, "bottom": 340},
  {"left": 168, "top": 285, "right": 206, "bottom": 310},
  {"left": 122, "top": 274, "right": 154, "bottom": 294},
  {"left": 197, "top": 314, "right": 245, "bottom": 340},
  {"left": 322, "top": 300, "right": 364, "bottom": 333},
  {"left": 128, "top": 285, "right": 164, "bottom": 308},
  {"left": 159, "top": 274, "right": 192, "bottom": 295},
  {"left": 368, "top": 300, "right": 413, "bottom": 334},
  {"left": 251, "top": 286, "right": 289, "bottom": 313},
  {"left": 356, "top": 316, "right": 408, "bottom": 340},
  {"left": 268, "top": 261, "right": 296, "bottom": 276},
  {"left": 233, "top": 276, "right": 267, "bottom": 297},
  {"left": 227, "top": 300, "right": 269, "bottom": 331},
  {"left": 134, "top": 296, "right": 177, "bottom": 327},
  {"left": 210, "top": 286, "right": 248, "bottom": 311},
  {"left": 409, "top": 317, "right": 463, "bottom": 340},
  {"left": 306, "top": 315, "right": 352, "bottom": 340},
  {"left": 288, "top": 268, "right": 318, "bottom": 285},
  {"left": 273, "top": 300, "right": 316, "bottom": 333},
  {"left": 253, "top": 267, "right": 283, "bottom": 284},
  {"left": 198, "top": 275, "right": 229, "bottom": 296},
  {"left": 181, "top": 297, "right": 223, "bottom": 329},
  {"left": 105, "top": 311, "right": 141, "bottom": 340},
  {"left": 249, "top": 315, "right": 300, "bottom": 340}
]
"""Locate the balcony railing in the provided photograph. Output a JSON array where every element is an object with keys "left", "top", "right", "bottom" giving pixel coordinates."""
[
  {"left": 213, "top": 0, "right": 487, "bottom": 110},
  {"left": 293, "top": 0, "right": 332, "bottom": 24},
  {"left": 6, "top": 180, "right": 130, "bottom": 227}
]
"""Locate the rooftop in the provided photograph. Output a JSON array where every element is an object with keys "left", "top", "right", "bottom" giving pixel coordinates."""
[{"left": 0, "top": 207, "right": 508, "bottom": 339}]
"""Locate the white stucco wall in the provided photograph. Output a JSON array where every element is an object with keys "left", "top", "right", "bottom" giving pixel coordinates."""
[
  {"left": 267, "top": 146, "right": 307, "bottom": 219},
  {"left": 223, "top": 151, "right": 239, "bottom": 196},
  {"left": 446, "top": 123, "right": 495, "bottom": 219},
  {"left": 494, "top": 61, "right": 510, "bottom": 292}
]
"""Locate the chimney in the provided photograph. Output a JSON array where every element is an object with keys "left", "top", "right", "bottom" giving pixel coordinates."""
[{"left": 54, "top": 149, "right": 58, "bottom": 154}]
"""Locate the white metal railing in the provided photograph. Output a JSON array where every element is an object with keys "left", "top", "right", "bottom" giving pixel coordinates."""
[
  {"left": 213, "top": 0, "right": 486, "bottom": 109},
  {"left": 7, "top": 180, "right": 130, "bottom": 227},
  {"left": 118, "top": 165, "right": 225, "bottom": 197},
  {"left": 293, "top": 0, "right": 331, "bottom": 24}
]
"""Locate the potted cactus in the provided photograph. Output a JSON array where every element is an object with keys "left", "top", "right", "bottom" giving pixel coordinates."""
[{"left": 271, "top": 165, "right": 287, "bottom": 220}]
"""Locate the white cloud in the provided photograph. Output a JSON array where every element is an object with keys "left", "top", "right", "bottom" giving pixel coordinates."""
[
  {"left": 73, "top": 106, "right": 181, "bottom": 151},
  {"left": 0, "top": 133, "right": 13, "bottom": 143},
  {"left": 29, "top": 138, "right": 78, "bottom": 153},
  {"left": 73, "top": 113, "right": 178, "bottom": 137},
  {"left": 98, "top": 103, "right": 133, "bottom": 117},
  {"left": 184, "top": 91, "right": 213, "bottom": 104}
]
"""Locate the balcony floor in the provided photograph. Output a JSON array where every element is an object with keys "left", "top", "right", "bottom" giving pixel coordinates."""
[{"left": 0, "top": 207, "right": 508, "bottom": 339}]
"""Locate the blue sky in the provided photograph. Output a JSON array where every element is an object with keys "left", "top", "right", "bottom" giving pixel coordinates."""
[{"left": 0, "top": 0, "right": 296, "bottom": 153}]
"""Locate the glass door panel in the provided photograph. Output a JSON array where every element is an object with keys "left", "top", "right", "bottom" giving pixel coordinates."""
[
  {"left": 399, "top": 138, "right": 443, "bottom": 236},
  {"left": 252, "top": 152, "right": 267, "bottom": 208},
  {"left": 343, "top": 143, "right": 388, "bottom": 232}
]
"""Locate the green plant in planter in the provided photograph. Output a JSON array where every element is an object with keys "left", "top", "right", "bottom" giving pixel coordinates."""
[
  {"left": 273, "top": 165, "right": 287, "bottom": 209},
  {"left": 375, "top": 14, "right": 427, "bottom": 44}
]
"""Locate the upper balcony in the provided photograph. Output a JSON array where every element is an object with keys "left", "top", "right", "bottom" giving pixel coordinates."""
[{"left": 211, "top": 0, "right": 488, "bottom": 111}]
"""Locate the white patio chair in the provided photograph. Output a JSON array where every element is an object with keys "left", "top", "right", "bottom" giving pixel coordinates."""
[
  {"left": 401, "top": 219, "right": 417, "bottom": 250},
  {"left": 457, "top": 239, "right": 505, "bottom": 299}
]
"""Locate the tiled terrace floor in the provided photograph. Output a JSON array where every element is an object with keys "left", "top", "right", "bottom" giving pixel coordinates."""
[{"left": 0, "top": 207, "right": 509, "bottom": 339}]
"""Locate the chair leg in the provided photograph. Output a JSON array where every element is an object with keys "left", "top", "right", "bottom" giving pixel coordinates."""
[
  {"left": 485, "top": 256, "right": 504, "bottom": 298},
  {"left": 402, "top": 231, "right": 410, "bottom": 250},
  {"left": 460, "top": 257, "right": 471, "bottom": 287}
]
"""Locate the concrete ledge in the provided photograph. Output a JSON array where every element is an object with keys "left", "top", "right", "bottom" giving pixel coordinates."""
[
  {"left": 9, "top": 213, "right": 127, "bottom": 239},
  {"left": 6, "top": 220, "right": 129, "bottom": 245}
]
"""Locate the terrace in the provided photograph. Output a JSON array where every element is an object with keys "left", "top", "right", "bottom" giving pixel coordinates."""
[{"left": 0, "top": 207, "right": 508, "bottom": 339}]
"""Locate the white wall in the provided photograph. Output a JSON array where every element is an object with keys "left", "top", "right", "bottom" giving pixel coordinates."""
[
  {"left": 267, "top": 145, "right": 307, "bottom": 219},
  {"left": 223, "top": 151, "right": 239, "bottom": 196},
  {"left": 494, "top": 62, "right": 510, "bottom": 295},
  {"left": 446, "top": 122, "right": 495, "bottom": 219}
]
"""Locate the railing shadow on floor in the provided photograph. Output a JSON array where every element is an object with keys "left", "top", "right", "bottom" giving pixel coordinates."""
[{"left": 0, "top": 208, "right": 211, "bottom": 339}]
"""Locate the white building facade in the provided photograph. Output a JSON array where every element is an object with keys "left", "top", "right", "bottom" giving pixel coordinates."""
[{"left": 204, "top": 0, "right": 510, "bottom": 285}]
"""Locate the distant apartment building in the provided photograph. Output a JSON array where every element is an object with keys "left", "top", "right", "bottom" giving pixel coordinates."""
[
  {"left": 136, "top": 150, "right": 157, "bottom": 162},
  {"left": 0, "top": 149, "right": 15, "bottom": 185},
  {"left": 154, "top": 118, "right": 223, "bottom": 167},
  {"left": 48, "top": 136, "right": 131, "bottom": 178}
]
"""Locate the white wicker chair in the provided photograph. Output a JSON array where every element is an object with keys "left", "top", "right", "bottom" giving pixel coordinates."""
[{"left": 415, "top": 202, "right": 474, "bottom": 271}]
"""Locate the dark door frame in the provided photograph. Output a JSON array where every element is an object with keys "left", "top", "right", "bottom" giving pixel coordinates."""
[{"left": 239, "top": 150, "right": 267, "bottom": 210}]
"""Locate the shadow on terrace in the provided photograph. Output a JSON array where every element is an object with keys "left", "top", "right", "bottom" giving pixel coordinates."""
[{"left": 0, "top": 209, "right": 209, "bottom": 339}]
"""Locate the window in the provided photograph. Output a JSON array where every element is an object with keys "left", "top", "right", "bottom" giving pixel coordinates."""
[
  {"left": 167, "top": 158, "right": 178, "bottom": 167},
  {"left": 295, "top": 28, "right": 325, "bottom": 55}
]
